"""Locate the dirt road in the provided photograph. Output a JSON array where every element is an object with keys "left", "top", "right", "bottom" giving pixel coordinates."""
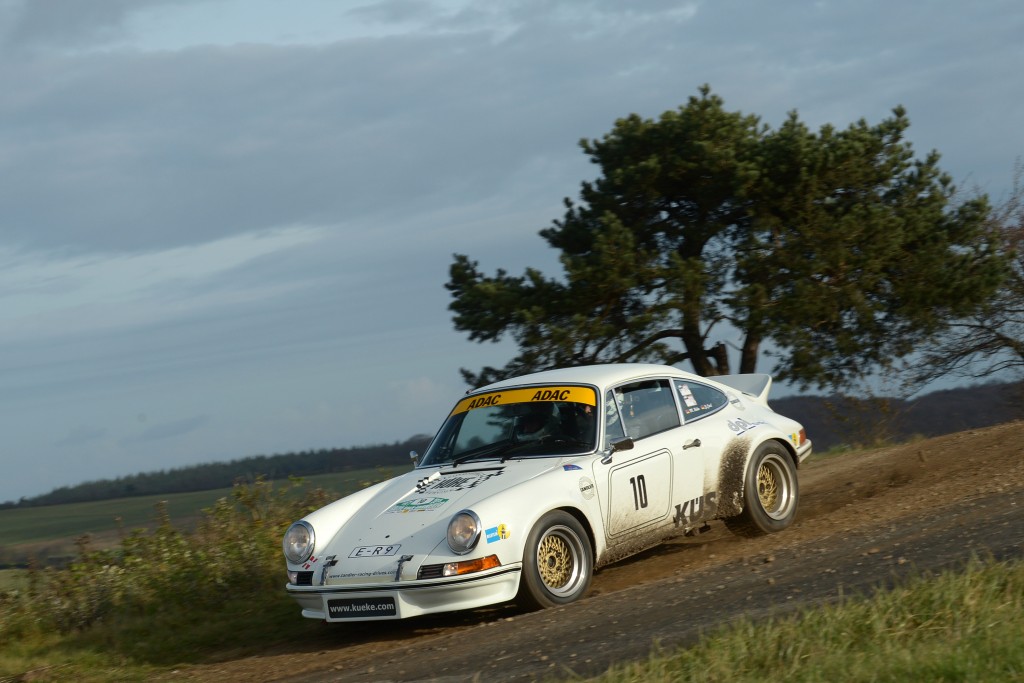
[{"left": 172, "top": 421, "right": 1024, "bottom": 682}]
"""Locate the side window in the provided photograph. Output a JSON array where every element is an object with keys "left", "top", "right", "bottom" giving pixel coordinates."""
[
  {"left": 603, "top": 390, "right": 625, "bottom": 442},
  {"left": 613, "top": 379, "right": 680, "bottom": 441},
  {"left": 673, "top": 380, "right": 728, "bottom": 422}
]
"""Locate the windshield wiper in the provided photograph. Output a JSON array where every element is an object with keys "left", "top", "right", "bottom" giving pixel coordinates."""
[{"left": 450, "top": 440, "right": 514, "bottom": 467}]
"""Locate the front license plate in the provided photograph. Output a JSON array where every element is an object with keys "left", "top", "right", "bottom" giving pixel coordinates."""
[{"left": 327, "top": 596, "right": 398, "bottom": 619}]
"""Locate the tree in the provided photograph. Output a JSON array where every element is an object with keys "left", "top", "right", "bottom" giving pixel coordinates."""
[
  {"left": 447, "top": 87, "right": 1009, "bottom": 389},
  {"left": 912, "top": 165, "right": 1024, "bottom": 384}
]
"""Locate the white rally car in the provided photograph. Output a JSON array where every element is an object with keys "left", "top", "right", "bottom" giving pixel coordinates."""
[{"left": 283, "top": 364, "right": 811, "bottom": 621}]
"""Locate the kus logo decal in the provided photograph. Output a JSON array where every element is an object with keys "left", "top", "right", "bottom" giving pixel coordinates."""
[{"left": 673, "top": 492, "right": 717, "bottom": 527}]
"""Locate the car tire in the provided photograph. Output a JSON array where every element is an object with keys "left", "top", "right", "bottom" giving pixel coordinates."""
[
  {"left": 724, "top": 441, "right": 799, "bottom": 537},
  {"left": 517, "top": 511, "right": 593, "bottom": 610}
]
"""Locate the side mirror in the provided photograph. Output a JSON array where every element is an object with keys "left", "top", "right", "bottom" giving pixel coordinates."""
[
  {"left": 612, "top": 437, "right": 635, "bottom": 452},
  {"left": 600, "top": 437, "right": 634, "bottom": 464},
  {"left": 409, "top": 450, "right": 420, "bottom": 465}
]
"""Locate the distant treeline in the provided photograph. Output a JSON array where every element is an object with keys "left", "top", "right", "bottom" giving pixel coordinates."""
[{"left": 3, "top": 435, "right": 433, "bottom": 509}]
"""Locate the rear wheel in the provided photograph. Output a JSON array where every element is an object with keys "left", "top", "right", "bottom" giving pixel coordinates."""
[
  {"left": 724, "top": 441, "right": 799, "bottom": 537},
  {"left": 517, "top": 511, "right": 593, "bottom": 610}
]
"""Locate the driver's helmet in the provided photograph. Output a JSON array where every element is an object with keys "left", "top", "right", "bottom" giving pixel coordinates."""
[{"left": 517, "top": 403, "right": 552, "bottom": 438}]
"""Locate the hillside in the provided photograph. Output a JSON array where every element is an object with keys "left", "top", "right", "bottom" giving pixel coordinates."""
[
  {"left": 773, "top": 380, "right": 1024, "bottom": 450},
  {"left": 3, "top": 435, "right": 432, "bottom": 509}
]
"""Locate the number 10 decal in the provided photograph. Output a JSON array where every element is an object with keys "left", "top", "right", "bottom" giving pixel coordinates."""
[
  {"left": 629, "top": 475, "right": 648, "bottom": 510},
  {"left": 605, "top": 451, "right": 670, "bottom": 537}
]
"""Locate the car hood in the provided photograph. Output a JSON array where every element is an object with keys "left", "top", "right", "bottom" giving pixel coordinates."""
[{"left": 312, "top": 458, "right": 565, "bottom": 584}]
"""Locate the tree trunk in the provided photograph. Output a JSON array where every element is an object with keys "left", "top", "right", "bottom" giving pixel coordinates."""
[
  {"left": 739, "top": 333, "right": 760, "bottom": 374},
  {"left": 709, "top": 342, "right": 730, "bottom": 375}
]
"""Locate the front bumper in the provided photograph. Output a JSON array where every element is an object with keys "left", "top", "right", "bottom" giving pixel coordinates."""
[{"left": 285, "top": 563, "right": 522, "bottom": 621}]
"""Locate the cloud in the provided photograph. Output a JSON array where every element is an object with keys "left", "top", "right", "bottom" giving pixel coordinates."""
[
  {"left": 346, "top": 0, "right": 447, "bottom": 26},
  {"left": 0, "top": 2, "right": 713, "bottom": 254},
  {"left": 0, "top": 226, "right": 327, "bottom": 345},
  {"left": 121, "top": 414, "right": 211, "bottom": 444},
  {"left": 0, "top": 0, "right": 211, "bottom": 52},
  {"left": 54, "top": 425, "right": 108, "bottom": 448}
]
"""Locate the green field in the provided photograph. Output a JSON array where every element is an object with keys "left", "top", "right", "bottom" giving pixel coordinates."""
[
  {"left": 0, "top": 569, "right": 28, "bottom": 592},
  {"left": 0, "top": 467, "right": 403, "bottom": 565}
]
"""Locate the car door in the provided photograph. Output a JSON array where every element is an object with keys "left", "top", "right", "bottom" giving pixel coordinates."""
[
  {"left": 669, "top": 378, "right": 734, "bottom": 526},
  {"left": 593, "top": 378, "right": 699, "bottom": 545}
]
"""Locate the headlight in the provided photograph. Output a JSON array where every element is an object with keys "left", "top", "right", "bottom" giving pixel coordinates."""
[
  {"left": 283, "top": 521, "right": 315, "bottom": 564},
  {"left": 446, "top": 510, "right": 482, "bottom": 555}
]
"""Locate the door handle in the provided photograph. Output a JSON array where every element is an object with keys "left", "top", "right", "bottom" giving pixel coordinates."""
[{"left": 683, "top": 438, "right": 701, "bottom": 450}]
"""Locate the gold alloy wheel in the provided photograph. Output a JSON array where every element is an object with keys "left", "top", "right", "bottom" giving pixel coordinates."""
[
  {"left": 519, "top": 512, "right": 593, "bottom": 608},
  {"left": 757, "top": 461, "right": 779, "bottom": 511},
  {"left": 535, "top": 526, "right": 585, "bottom": 595},
  {"left": 756, "top": 452, "right": 796, "bottom": 520},
  {"left": 723, "top": 444, "right": 799, "bottom": 537}
]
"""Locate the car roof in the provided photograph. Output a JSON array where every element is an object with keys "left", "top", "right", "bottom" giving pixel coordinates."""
[{"left": 473, "top": 363, "right": 703, "bottom": 394}]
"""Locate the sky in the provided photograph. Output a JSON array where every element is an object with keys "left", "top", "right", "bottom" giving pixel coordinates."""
[{"left": 1, "top": 0, "right": 1022, "bottom": 503}]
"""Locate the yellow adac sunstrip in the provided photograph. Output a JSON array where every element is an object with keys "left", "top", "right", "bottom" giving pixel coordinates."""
[{"left": 450, "top": 386, "right": 597, "bottom": 416}]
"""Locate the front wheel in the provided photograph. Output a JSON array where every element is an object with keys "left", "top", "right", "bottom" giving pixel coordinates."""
[
  {"left": 724, "top": 441, "right": 799, "bottom": 537},
  {"left": 517, "top": 511, "right": 593, "bottom": 610}
]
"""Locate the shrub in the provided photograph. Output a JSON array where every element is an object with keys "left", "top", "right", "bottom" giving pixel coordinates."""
[{"left": 0, "top": 476, "right": 333, "bottom": 640}]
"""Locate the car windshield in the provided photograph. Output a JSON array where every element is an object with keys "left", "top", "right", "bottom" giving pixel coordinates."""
[{"left": 419, "top": 384, "right": 599, "bottom": 467}]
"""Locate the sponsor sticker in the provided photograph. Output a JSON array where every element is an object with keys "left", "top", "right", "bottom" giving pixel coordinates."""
[
  {"left": 563, "top": 464, "right": 582, "bottom": 471},
  {"left": 418, "top": 471, "right": 502, "bottom": 493},
  {"left": 385, "top": 497, "right": 449, "bottom": 514},
  {"left": 678, "top": 383, "right": 698, "bottom": 408},
  {"left": 415, "top": 471, "right": 441, "bottom": 492},
  {"left": 485, "top": 523, "right": 511, "bottom": 543},
  {"left": 578, "top": 476, "right": 596, "bottom": 500},
  {"left": 327, "top": 596, "right": 397, "bottom": 619},
  {"left": 451, "top": 386, "right": 597, "bottom": 415},
  {"left": 330, "top": 569, "right": 395, "bottom": 579},
  {"left": 728, "top": 418, "right": 766, "bottom": 436}
]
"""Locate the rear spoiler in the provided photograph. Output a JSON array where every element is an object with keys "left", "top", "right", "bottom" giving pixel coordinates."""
[{"left": 714, "top": 373, "right": 772, "bottom": 406}]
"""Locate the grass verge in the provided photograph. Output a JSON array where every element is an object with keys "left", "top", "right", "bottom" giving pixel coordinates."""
[
  {"left": 585, "top": 556, "right": 1023, "bottom": 683},
  {"left": 0, "top": 477, "right": 333, "bottom": 681}
]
